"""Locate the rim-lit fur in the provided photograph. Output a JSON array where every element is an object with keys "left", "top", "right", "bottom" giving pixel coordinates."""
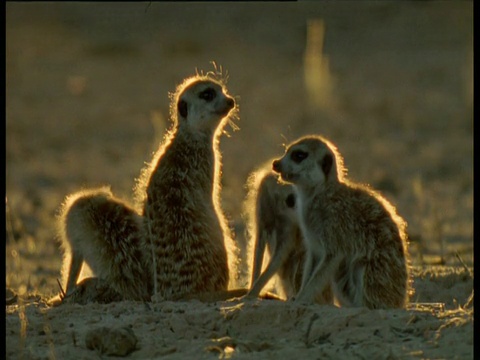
[
  {"left": 58, "top": 73, "right": 239, "bottom": 301},
  {"left": 273, "top": 135, "right": 412, "bottom": 309},
  {"left": 243, "top": 161, "right": 333, "bottom": 303}
]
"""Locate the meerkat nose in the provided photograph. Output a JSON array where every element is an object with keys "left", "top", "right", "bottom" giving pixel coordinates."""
[
  {"left": 226, "top": 97, "right": 235, "bottom": 109},
  {"left": 272, "top": 160, "right": 281, "bottom": 173}
]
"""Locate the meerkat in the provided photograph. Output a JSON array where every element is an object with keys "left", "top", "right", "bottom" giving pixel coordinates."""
[
  {"left": 272, "top": 135, "right": 412, "bottom": 309},
  {"left": 58, "top": 72, "right": 240, "bottom": 302},
  {"left": 243, "top": 164, "right": 302, "bottom": 299},
  {"left": 243, "top": 162, "right": 333, "bottom": 303},
  {"left": 58, "top": 187, "right": 152, "bottom": 301},
  {"left": 138, "top": 74, "right": 240, "bottom": 300}
]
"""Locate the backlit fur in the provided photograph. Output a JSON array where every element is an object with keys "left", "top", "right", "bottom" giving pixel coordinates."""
[
  {"left": 243, "top": 161, "right": 332, "bottom": 303},
  {"left": 58, "top": 73, "right": 239, "bottom": 301},
  {"left": 273, "top": 135, "right": 412, "bottom": 309}
]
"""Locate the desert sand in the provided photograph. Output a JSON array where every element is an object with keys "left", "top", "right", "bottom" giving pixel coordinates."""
[{"left": 6, "top": 2, "right": 473, "bottom": 359}]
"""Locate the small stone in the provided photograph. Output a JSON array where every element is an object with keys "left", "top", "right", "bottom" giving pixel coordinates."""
[{"left": 85, "top": 326, "right": 138, "bottom": 356}]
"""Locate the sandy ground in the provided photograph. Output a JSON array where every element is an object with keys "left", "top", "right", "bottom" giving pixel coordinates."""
[{"left": 6, "top": 2, "right": 473, "bottom": 359}]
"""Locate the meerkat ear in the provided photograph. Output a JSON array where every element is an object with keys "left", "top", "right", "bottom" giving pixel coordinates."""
[
  {"left": 321, "top": 153, "right": 333, "bottom": 178},
  {"left": 178, "top": 99, "right": 188, "bottom": 118}
]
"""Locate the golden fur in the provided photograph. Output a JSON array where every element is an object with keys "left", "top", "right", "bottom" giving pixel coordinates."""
[
  {"left": 58, "top": 73, "right": 239, "bottom": 301},
  {"left": 273, "top": 135, "right": 412, "bottom": 308}
]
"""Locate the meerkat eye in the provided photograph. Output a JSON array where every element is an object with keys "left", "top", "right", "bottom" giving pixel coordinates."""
[
  {"left": 291, "top": 150, "right": 308, "bottom": 163},
  {"left": 285, "top": 193, "right": 295, "bottom": 208},
  {"left": 199, "top": 88, "right": 216, "bottom": 102}
]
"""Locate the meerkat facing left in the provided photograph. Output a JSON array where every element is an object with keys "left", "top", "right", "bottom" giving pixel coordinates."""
[
  {"left": 272, "top": 135, "right": 412, "bottom": 309},
  {"left": 243, "top": 162, "right": 333, "bottom": 303}
]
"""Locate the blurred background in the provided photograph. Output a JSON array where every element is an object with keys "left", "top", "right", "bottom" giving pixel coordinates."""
[{"left": 6, "top": 2, "right": 473, "bottom": 296}]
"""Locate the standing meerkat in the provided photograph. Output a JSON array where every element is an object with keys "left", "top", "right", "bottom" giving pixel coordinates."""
[
  {"left": 244, "top": 162, "right": 333, "bottom": 303},
  {"left": 272, "top": 135, "right": 412, "bottom": 308},
  {"left": 58, "top": 72, "right": 240, "bottom": 302},
  {"left": 139, "top": 74, "right": 240, "bottom": 300}
]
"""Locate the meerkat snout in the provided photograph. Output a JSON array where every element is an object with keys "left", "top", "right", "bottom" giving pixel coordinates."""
[
  {"left": 178, "top": 100, "right": 188, "bottom": 118},
  {"left": 216, "top": 96, "right": 235, "bottom": 116},
  {"left": 272, "top": 160, "right": 281, "bottom": 173}
]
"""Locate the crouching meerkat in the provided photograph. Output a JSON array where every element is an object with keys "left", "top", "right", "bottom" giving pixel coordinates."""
[
  {"left": 244, "top": 164, "right": 302, "bottom": 299},
  {"left": 58, "top": 72, "right": 240, "bottom": 302},
  {"left": 243, "top": 162, "right": 333, "bottom": 303},
  {"left": 272, "top": 135, "right": 412, "bottom": 309}
]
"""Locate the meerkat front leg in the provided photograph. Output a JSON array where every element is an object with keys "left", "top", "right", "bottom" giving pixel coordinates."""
[
  {"left": 248, "top": 228, "right": 294, "bottom": 298},
  {"left": 245, "top": 169, "right": 302, "bottom": 300},
  {"left": 295, "top": 252, "right": 342, "bottom": 304},
  {"left": 298, "top": 247, "right": 316, "bottom": 294},
  {"left": 250, "top": 228, "right": 267, "bottom": 291},
  {"left": 59, "top": 188, "right": 152, "bottom": 301},
  {"left": 63, "top": 247, "right": 84, "bottom": 299}
]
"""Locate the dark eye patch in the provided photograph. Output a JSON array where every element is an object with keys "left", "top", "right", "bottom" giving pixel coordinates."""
[
  {"left": 178, "top": 99, "right": 188, "bottom": 118},
  {"left": 321, "top": 153, "right": 333, "bottom": 177},
  {"left": 199, "top": 88, "right": 216, "bottom": 102},
  {"left": 285, "top": 193, "right": 295, "bottom": 208},
  {"left": 291, "top": 150, "right": 308, "bottom": 163}
]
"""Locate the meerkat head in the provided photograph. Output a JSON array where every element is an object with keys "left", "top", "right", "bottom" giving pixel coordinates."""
[
  {"left": 172, "top": 76, "right": 235, "bottom": 133},
  {"left": 270, "top": 180, "right": 298, "bottom": 219},
  {"left": 272, "top": 135, "right": 344, "bottom": 189},
  {"left": 255, "top": 172, "right": 299, "bottom": 227}
]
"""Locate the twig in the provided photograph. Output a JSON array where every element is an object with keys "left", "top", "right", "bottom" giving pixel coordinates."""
[
  {"left": 454, "top": 252, "right": 472, "bottom": 277},
  {"left": 144, "top": 2, "right": 151, "bottom": 13},
  {"left": 56, "top": 278, "right": 66, "bottom": 300},
  {"left": 433, "top": 210, "right": 445, "bottom": 265},
  {"left": 463, "top": 290, "right": 474, "bottom": 309}
]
